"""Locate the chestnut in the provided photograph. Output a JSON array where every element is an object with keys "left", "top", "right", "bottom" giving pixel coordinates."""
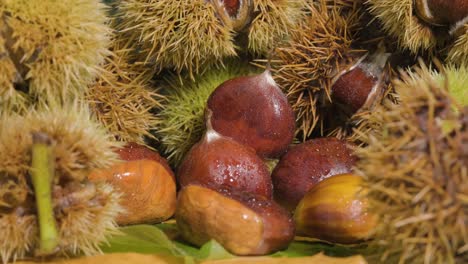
[
  {"left": 116, "top": 142, "right": 174, "bottom": 176},
  {"left": 294, "top": 174, "right": 377, "bottom": 244},
  {"left": 331, "top": 51, "right": 389, "bottom": 115},
  {"left": 176, "top": 184, "right": 295, "bottom": 255},
  {"left": 177, "top": 113, "right": 273, "bottom": 198},
  {"left": 271, "top": 137, "right": 356, "bottom": 211},
  {"left": 415, "top": 0, "right": 468, "bottom": 26},
  {"left": 89, "top": 144, "right": 176, "bottom": 225},
  {"left": 207, "top": 70, "right": 295, "bottom": 159}
]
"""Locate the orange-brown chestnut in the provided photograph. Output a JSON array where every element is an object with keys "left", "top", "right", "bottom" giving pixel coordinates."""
[
  {"left": 415, "top": 0, "right": 468, "bottom": 26},
  {"left": 294, "top": 174, "right": 377, "bottom": 244},
  {"left": 207, "top": 70, "right": 295, "bottom": 159},
  {"left": 176, "top": 184, "right": 295, "bottom": 255},
  {"left": 331, "top": 51, "right": 389, "bottom": 114},
  {"left": 177, "top": 118, "right": 273, "bottom": 199},
  {"left": 89, "top": 143, "right": 176, "bottom": 225},
  {"left": 116, "top": 142, "right": 174, "bottom": 178},
  {"left": 271, "top": 137, "right": 356, "bottom": 211}
]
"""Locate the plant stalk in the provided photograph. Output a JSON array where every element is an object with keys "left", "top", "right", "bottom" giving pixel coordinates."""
[{"left": 30, "top": 132, "right": 58, "bottom": 256}]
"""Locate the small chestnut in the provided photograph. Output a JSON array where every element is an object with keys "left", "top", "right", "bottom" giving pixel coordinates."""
[
  {"left": 272, "top": 137, "right": 356, "bottom": 211},
  {"left": 331, "top": 51, "right": 389, "bottom": 115},
  {"left": 176, "top": 184, "right": 295, "bottom": 255},
  {"left": 294, "top": 173, "right": 377, "bottom": 244},
  {"left": 177, "top": 112, "right": 273, "bottom": 198},
  {"left": 207, "top": 70, "right": 295, "bottom": 159},
  {"left": 211, "top": 0, "right": 254, "bottom": 31},
  {"left": 88, "top": 143, "right": 176, "bottom": 225}
]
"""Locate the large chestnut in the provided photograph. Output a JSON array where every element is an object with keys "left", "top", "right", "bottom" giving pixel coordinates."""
[
  {"left": 89, "top": 143, "right": 176, "bottom": 225},
  {"left": 176, "top": 184, "right": 294, "bottom": 255},
  {"left": 272, "top": 137, "right": 356, "bottom": 211},
  {"left": 294, "top": 174, "right": 377, "bottom": 244},
  {"left": 207, "top": 70, "right": 295, "bottom": 159},
  {"left": 177, "top": 115, "right": 273, "bottom": 198}
]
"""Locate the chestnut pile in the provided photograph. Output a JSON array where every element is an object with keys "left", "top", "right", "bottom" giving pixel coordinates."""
[
  {"left": 175, "top": 69, "right": 377, "bottom": 251},
  {"left": 90, "top": 68, "right": 377, "bottom": 255}
]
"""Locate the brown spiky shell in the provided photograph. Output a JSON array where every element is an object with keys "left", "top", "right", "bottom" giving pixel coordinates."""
[
  {"left": 366, "top": 0, "right": 468, "bottom": 65},
  {"left": 117, "top": 0, "right": 236, "bottom": 78},
  {"left": 116, "top": 0, "right": 306, "bottom": 78},
  {"left": 0, "top": 0, "right": 110, "bottom": 104},
  {"left": 87, "top": 38, "right": 163, "bottom": 146},
  {"left": 0, "top": 103, "right": 123, "bottom": 262},
  {"left": 267, "top": 0, "right": 364, "bottom": 139},
  {"left": 248, "top": 0, "right": 306, "bottom": 54},
  {"left": 354, "top": 64, "right": 468, "bottom": 264},
  {"left": 448, "top": 24, "right": 468, "bottom": 65}
]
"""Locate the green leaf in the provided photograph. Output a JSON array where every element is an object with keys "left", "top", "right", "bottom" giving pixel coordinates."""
[
  {"left": 100, "top": 225, "right": 232, "bottom": 262},
  {"left": 271, "top": 241, "right": 356, "bottom": 257},
  {"left": 195, "top": 240, "right": 234, "bottom": 260},
  {"left": 101, "top": 225, "right": 188, "bottom": 258},
  {"left": 101, "top": 224, "right": 362, "bottom": 262},
  {"left": 271, "top": 241, "right": 362, "bottom": 258}
]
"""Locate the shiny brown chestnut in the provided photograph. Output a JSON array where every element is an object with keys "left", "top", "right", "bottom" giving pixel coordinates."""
[
  {"left": 176, "top": 184, "right": 295, "bottom": 255},
  {"left": 271, "top": 137, "right": 356, "bottom": 211},
  {"left": 89, "top": 143, "right": 176, "bottom": 225},
  {"left": 415, "top": 0, "right": 468, "bottom": 26},
  {"left": 207, "top": 70, "right": 295, "bottom": 159},
  {"left": 331, "top": 51, "right": 389, "bottom": 114},
  {"left": 177, "top": 112, "right": 273, "bottom": 198}
]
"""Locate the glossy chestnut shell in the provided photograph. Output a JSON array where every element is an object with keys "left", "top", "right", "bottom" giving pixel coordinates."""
[
  {"left": 207, "top": 70, "right": 295, "bottom": 159},
  {"left": 272, "top": 137, "right": 356, "bottom": 211},
  {"left": 177, "top": 125, "right": 273, "bottom": 199}
]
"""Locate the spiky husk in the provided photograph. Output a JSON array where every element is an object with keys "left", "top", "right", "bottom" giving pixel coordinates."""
[
  {"left": 447, "top": 25, "right": 468, "bottom": 67},
  {"left": 248, "top": 0, "right": 307, "bottom": 54},
  {"left": 366, "top": 0, "right": 436, "bottom": 53},
  {"left": 267, "top": 0, "right": 363, "bottom": 139},
  {"left": 55, "top": 182, "right": 121, "bottom": 256},
  {"left": 0, "top": 0, "right": 110, "bottom": 103},
  {"left": 117, "top": 0, "right": 236, "bottom": 78},
  {"left": 0, "top": 213, "right": 36, "bottom": 263},
  {"left": 156, "top": 61, "right": 259, "bottom": 167},
  {"left": 0, "top": 103, "right": 123, "bottom": 262},
  {"left": 355, "top": 64, "right": 468, "bottom": 263},
  {"left": 367, "top": 0, "right": 468, "bottom": 65},
  {"left": 435, "top": 64, "right": 467, "bottom": 107},
  {"left": 87, "top": 39, "right": 163, "bottom": 146}
]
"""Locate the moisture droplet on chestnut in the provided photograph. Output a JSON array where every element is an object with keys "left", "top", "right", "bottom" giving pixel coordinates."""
[
  {"left": 177, "top": 115, "right": 273, "bottom": 198},
  {"left": 89, "top": 143, "right": 176, "bottom": 225},
  {"left": 331, "top": 51, "right": 389, "bottom": 114},
  {"left": 294, "top": 174, "right": 377, "bottom": 244},
  {"left": 176, "top": 184, "right": 295, "bottom": 255},
  {"left": 415, "top": 0, "right": 468, "bottom": 26},
  {"left": 207, "top": 70, "right": 295, "bottom": 159},
  {"left": 272, "top": 137, "right": 356, "bottom": 211}
]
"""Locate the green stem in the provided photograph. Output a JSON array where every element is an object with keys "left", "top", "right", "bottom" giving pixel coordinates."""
[{"left": 30, "top": 132, "right": 58, "bottom": 256}]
